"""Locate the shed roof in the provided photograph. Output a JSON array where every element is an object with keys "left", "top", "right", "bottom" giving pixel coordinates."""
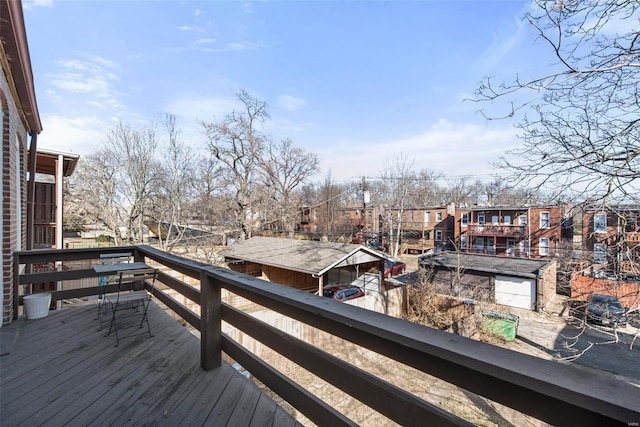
[
  {"left": 223, "top": 236, "right": 385, "bottom": 277},
  {"left": 419, "top": 252, "right": 554, "bottom": 279}
]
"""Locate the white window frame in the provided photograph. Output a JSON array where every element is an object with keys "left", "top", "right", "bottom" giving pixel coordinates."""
[
  {"left": 461, "top": 212, "right": 469, "bottom": 227},
  {"left": 478, "top": 212, "right": 485, "bottom": 225},
  {"left": 539, "top": 238, "right": 550, "bottom": 256},
  {"left": 518, "top": 214, "right": 527, "bottom": 225},
  {"left": 424, "top": 211, "right": 430, "bottom": 224},
  {"left": 540, "top": 211, "right": 550, "bottom": 229},
  {"left": 492, "top": 215, "right": 499, "bottom": 225},
  {"left": 436, "top": 212, "right": 442, "bottom": 222},
  {"left": 504, "top": 215, "right": 511, "bottom": 225},
  {"left": 475, "top": 237, "right": 485, "bottom": 250},
  {"left": 435, "top": 230, "right": 442, "bottom": 241},
  {"left": 594, "top": 213, "right": 607, "bottom": 234},
  {"left": 460, "top": 234, "right": 467, "bottom": 250}
]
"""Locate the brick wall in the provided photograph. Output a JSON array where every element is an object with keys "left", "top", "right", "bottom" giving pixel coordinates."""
[
  {"left": 570, "top": 273, "right": 640, "bottom": 310},
  {"left": 1, "top": 75, "right": 29, "bottom": 324}
]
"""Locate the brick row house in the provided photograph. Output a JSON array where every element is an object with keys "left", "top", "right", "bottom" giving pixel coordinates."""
[
  {"left": 1, "top": 0, "right": 43, "bottom": 324},
  {"left": 582, "top": 205, "right": 640, "bottom": 276},
  {"left": 453, "top": 206, "right": 562, "bottom": 259},
  {"left": 386, "top": 205, "right": 455, "bottom": 254}
]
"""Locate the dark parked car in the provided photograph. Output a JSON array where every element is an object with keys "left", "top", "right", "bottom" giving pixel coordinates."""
[
  {"left": 321, "top": 284, "right": 365, "bottom": 302},
  {"left": 383, "top": 260, "right": 406, "bottom": 278},
  {"left": 586, "top": 293, "right": 627, "bottom": 327}
]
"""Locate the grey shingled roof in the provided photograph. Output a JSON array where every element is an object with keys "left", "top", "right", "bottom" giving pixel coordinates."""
[
  {"left": 419, "top": 252, "right": 554, "bottom": 279},
  {"left": 223, "top": 236, "right": 386, "bottom": 276}
]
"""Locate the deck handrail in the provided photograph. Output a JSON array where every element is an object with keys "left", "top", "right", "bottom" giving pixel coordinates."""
[{"left": 13, "top": 245, "right": 640, "bottom": 426}]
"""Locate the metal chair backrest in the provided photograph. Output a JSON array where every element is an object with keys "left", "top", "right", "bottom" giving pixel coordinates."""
[{"left": 117, "top": 268, "right": 158, "bottom": 294}]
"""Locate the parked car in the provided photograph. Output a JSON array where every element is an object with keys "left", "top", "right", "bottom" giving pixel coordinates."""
[
  {"left": 320, "top": 284, "right": 365, "bottom": 302},
  {"left": 586, "top": 293, "right": 627, "bottom": 327},
  {"left": 383, "top": 260, "right": 406, "bottom": 278}
]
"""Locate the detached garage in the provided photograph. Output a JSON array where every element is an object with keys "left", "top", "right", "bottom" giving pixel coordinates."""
[{"left": 419, "top": 252, "right": 556, "bottom": 312}]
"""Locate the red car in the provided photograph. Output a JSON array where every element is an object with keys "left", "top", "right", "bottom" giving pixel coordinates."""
[
  {"left": 384, "top": 260, "right": 406, "bottom": 278},
  {"left": 321, "top": 284, "right": 365, "bottom": 302}
]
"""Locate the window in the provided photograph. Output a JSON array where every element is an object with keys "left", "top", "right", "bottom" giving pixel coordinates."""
[
  {"left": 540, "top": 211, "right": 550, "bottom": 229},
  {"left": 461, "top": 212, "right": 469, "bottom": 226},
  {"left": 492, "top": 215, "right": 499, "bottom": 225},
  {"left": 594, "top": 243, "right": 607, "bottom": 263},
  {"left": 594, "top": 213, "right": 607, "bottom": 234},
  {"left": 539, "top": 238, "right": 550, "bottom": 256},
  {"left": 436, "top": 212, "right": 442, "bottom": 222},
  {"left": 518, "top": 214, "right": 527, "bottom": 225},
  {"left": 504, "top": 215, "right": 511, "bottom": 225},
  {"left": 435, "top": 230, "right": 442, "bottom": 241},
  {"left": 460, "top": 234, "right": 467, "bottom": 251},
  {"left": 475, "top": 237, "right": 484, "bottom": 250},
  {"left": 478, "top": 213, "right": 485, "bottom": 225},
  {"left": 424, "top": 211, "right": 430, "bottom": 224}
]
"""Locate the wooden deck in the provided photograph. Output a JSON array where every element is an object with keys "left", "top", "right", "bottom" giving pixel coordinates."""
[{"left": 0, "top": 301, "right": 301, "bottom": 426}]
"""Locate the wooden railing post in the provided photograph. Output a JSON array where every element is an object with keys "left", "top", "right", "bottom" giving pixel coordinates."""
[
  {"left": 200, "top": 270, "right": 221, "bottom": 371},
  {"left": 12, "top": 252, "right": 21, "bottom": 320},
  {"left": 133, "top": 246, "right": 144, "bottom": 263}
]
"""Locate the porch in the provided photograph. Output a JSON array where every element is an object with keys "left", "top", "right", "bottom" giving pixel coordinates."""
[
  {"left": 1, "top": 301, "right": 298, "bottom": 426},
  {"left": 5, "top": 245, "right": 640, "bottom": 426}
]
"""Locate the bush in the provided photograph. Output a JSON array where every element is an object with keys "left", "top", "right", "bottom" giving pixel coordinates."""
[{"left": 95, "top": 234, "right": 114, "bottom": 244}]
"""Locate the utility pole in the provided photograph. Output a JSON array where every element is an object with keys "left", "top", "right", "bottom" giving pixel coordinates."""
[{"left": 362, "top": 177, "right": 370, "bottom": 245}]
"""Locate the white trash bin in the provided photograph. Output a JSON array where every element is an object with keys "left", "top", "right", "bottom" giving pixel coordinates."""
[{"left": 23, "top": 293, "right": 52, "bottom": 320}]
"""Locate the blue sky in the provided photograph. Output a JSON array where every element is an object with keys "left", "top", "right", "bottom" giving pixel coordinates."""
[{"left": 22, "top": 0, "right": 546, "bottom": 183}]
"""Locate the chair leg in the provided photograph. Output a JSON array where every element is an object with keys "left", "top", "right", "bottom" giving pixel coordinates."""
[
  {"left": 138, "top": 300, "right": 153, "bottom": 337},
  {"left": 105, "top": 303, "right": 120, "bottom": 347}
]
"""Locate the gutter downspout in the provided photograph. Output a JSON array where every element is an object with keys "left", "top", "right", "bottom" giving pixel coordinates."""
[{"left": 26, "top": 131, "right": 37, "bottom": 250}]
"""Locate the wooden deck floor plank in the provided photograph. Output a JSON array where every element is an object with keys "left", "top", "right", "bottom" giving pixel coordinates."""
[
  {"left": 198, "top": 370, "right": 250, "bottom": 426},
  {"left": 226, "top": 376, "right": 264, "bottom": 427},
  {"left": 0, "top": 301, "right": 300, "bottom": 427},
  {"left": 248, "top": 393, "right": 279, "bottom": 427},
  {"left": 4, "top": 312, "right": 182, "bottom": 425},
  {"left": 29, "top": 321, "right": 188, "bottom": 427},
  {"left": 163, "top": 362, "right": 237, "bottom": 426},
  {"left": 102, "top": 332, "right": 202, "bottom": 426},
  {"left": 0, "top": 304, "right": 176, "bottom": 403},
  {"left": 273, "top": 405, "right": 301, "bottom": 427},
  {"left": 60, "top": 311, "right": 197, "bottom": 426}
]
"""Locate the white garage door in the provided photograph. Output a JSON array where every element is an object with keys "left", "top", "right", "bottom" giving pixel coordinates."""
[{"left": 495, "top": 275, "right": 535, "bottom": 310}]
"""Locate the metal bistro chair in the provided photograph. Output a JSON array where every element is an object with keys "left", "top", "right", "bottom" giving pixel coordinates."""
[
  {"left": 104, "top": 267, "right": 158, "bottom": 347},
  {"left": 97, "top": 252, "right": 132, "bottom": 329}
]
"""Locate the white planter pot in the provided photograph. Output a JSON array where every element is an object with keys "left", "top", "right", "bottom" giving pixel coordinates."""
[{"left": 24, "top": 293, "right": 52, "bottom": 320}]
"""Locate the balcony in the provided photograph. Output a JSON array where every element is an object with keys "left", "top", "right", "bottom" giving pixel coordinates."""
[
  {"left": 4, "top": 245, "right": 639, "bottom": 426},
  {"left": 467, "top": 224, "right": 527, "bottom": 238}
]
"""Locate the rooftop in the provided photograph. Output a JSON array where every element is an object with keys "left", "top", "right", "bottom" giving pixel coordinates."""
[
  {"left": 419, "top": 252, "right": 554, "bottom": 279},
  {"left": 223, "top": 236, "right": 385, "bottom": 276}
]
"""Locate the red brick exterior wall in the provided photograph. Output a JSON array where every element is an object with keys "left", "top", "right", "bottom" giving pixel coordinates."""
[
  {"left": 570, "top": 273, "right": 640, "bottom": 310},
  {"left": 1, "top": 78, "right": 30, "bottom": 324}
]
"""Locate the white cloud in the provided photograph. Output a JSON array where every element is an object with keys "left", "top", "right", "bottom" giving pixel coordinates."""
[
  {"left": 177, "top": 25, "right": 193, "bottom": 31},
  {"left": 277, "top": 95, "right": 306, "bottom": 111},
  {"left": 315, "top": 120, "right": 518, "bottom": 182},
  {"left": 22, "top": 0, "right": 53, "bottom": 10},
  {"left": 37, "top": 115, "right": 111, "bottom": 155},
  {"left": 195, "top": 38, "right": 217, "bottom": 45}
]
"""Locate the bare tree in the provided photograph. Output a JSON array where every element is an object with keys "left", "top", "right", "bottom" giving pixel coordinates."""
[
  {"left": 378, "top": 153, "right": 418, "bottom": 258},
  {"left": 201, "top": 90, "right": 268, "bottom": 240},
  {"left": 151, "top": 113, "right": 197, "bottom": 251},
  {"left": 475, "top": 1, "right": 640, "bottom": 203},
  {"left": 68, "top": 152, "right": 124, "bottom": 244},
  {"left": 107, "top": 121, "right": 160, "bottom": 242},
  {"left": 259, "top": 138, "right": 320, "bottom": 237}
]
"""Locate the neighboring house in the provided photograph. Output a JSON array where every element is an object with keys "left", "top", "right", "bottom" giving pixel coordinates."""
[
  {"left": 454, "top": 206, "right": 562, "bottom": 259},
  {"left": 582, "top": 204, "right": 640, "bottom": 275},
  {"left": 1, "top": 0, "right": 43, "bottom": 324},
  {"left": 31, "top": 148, "right": 79, "bottom": 249},
  {"left": 419, "top": 252, "right": 557, "bottom": 312},
  {"left": 222, "top": 236, "right": 386, "bottom": 293},
  {"left": 386, "top": 205, "right": 455, "bottom": 255}
]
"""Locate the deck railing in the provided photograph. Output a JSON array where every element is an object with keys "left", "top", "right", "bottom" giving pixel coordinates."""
[
  {"left": 467, "top": 224, "right": 527, "bottom": 237},
  {"left": 13, "top": 245, "right": 640, "bottom": 426}
]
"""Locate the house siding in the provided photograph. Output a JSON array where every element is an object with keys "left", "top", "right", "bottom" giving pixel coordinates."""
[{"left": 1, "top": 82, "right": 29, "bottom": 324}]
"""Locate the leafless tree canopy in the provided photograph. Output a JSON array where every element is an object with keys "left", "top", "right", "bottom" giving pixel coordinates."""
[{"left": 475, "top": 1, "right": 640, "bottom": 203}]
